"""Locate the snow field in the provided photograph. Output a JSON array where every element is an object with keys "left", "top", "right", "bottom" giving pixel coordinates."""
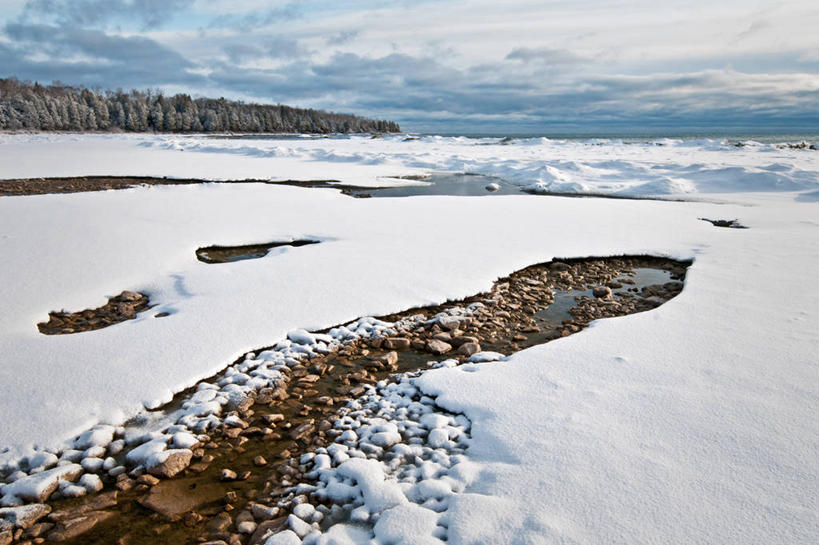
[{"left": 0, "top": 133, "right": 817, "bottom": 544}]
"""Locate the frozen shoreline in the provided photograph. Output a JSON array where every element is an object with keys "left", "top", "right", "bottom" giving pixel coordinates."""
[{"left": 1, "top": 133, "right": 817, "bottom": 543}]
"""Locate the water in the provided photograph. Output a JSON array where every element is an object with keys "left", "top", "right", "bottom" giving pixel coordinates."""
[
  {"left": 347, "top": 172, "right": 524, "bottom": 198},
  {"left": 195, "top": 240, "right": 320, "bottom": 264},
  {"left": 204, "top": 131, "right": 819, "bottom": 147}
]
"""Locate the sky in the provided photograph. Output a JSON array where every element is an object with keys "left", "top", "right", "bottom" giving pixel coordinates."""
[{"left": 0, "top": 0, "right": 817, "bottom": 133}]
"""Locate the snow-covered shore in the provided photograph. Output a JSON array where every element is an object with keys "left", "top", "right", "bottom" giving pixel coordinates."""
[
  {"left": 0, "top": 134, "right": 817, "bottom": 543},
  {"left": 1, "top": 132, "right": 817, "bottom": 196}
]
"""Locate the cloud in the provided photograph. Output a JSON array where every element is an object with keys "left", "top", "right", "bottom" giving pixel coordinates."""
[
  {"left": 223, "top": 36, "right": 312, "bottom": 63},
  {"left": 326, "top": 30, "right": 358, "bottom": 46},
  {"left": 735, "top": 19, "right": 772, "bottom": 41},
  {"left": 200, "top": 49, "right": 819, "bottom": 130},
  {"left": 3, "top": 1, "right": 818, "bottom": 131},
  {"left": 207, "top": 3, "right": 302, "bottom": 30},
  {"left": 505, "top": 47, "right": 588, "bottom": 65},
  {"left": 1, "top": 23, "right": 203, "bottom": 88},
  {"left": 20, "top": 0, "right": 194, "bottom": 30}
]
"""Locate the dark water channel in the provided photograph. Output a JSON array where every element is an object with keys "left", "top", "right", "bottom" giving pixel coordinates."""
[
  {"left": 346, "top": 172, "right": 523, "bottom": 198},
  {"left": 196, "top": 240, "right": 320, "bottom": 264}
]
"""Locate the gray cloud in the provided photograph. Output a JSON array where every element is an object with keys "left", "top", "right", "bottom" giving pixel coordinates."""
[
  {"left": 223, "top": 36, "right": 312, "bottom": 64},
  {"left": 21, "top": 0, "right": 194, "bottom": 30},
  {"left": 207, "top": 4, "right": 302, "bottom": 30},
  {"left": 505, "top": 47, "right": 588, "bottom": 65},
  {"left": 326, "top": 31, "right": 358, "bottom": 46},
  {"left": 2, "top": 2, "right": 817, "bottom": 133},
  {"left": 201, "top": 51, "right": 819, "bottom": 131},
  {"left": 2, "top": 23, "right": 203, "bottom": 88}
]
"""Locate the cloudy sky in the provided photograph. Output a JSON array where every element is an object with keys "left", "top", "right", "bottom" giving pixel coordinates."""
[{"left": 1, "top": 0, "right": 817, "bottom": 133}]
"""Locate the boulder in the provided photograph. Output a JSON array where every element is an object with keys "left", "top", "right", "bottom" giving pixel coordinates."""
[
  {"left": 119, "top": 291, "right": 142, "bottom": 302},
  {"left": 0, "top": 464, "right": 82, "bottom": 505},
  {"left": 592, "top": 286, "right": 612, "bottom": 298},
  {"left": 377, "top": 351, "right": 399, "bottom": 366},
  {"left": 437, "top": 316, "right": 462, "bottom": 331},
  {"left": 146, "top": 449, "right": 193, "bottom": 478},
  {"left": 458, "top": 342, "right": 481, "bottom": 356},
  {"left": 46, "top": 510, "right": 115, "bottom": 541},
  {"left": 0, "top": 503, "right": 51, "bottom": 529},
  {"left": 382, "top": 337, "right": 410, "bottom": 350},
  {"left": 426, "top": 339, "right": 452, "bottom": 355}
]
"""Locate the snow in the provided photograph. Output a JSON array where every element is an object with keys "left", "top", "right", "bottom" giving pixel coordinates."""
[
  {"left": 0, "top": 464, "right": 82, "bottom": 506},
  {"left": 2, "top": 133, "right": 817, "bottom": 196},
  {"left": 0, "top": 133, "right": 818, "bottom": 543}
]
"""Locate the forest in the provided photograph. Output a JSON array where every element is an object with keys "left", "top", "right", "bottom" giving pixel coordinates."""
[{"left": 0, "top": 78, "right": 400, "bottom": 134}]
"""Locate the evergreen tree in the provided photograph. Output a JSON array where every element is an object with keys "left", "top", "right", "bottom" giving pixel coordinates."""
[{"left": 0, "top": 77, "right": 401, "bottom": 134}]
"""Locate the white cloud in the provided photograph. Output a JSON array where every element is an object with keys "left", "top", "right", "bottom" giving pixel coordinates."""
[{"left": 4, "top": 0, "right": 819, "bottom": 130}]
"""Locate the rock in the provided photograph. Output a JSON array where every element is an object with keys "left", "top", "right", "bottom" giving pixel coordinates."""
[
  {"left": 426, "top": 339, "right": 452, "bottom": 355},
  {"left": 119, "top": 291, "right": 142, "bottom": 302},
  {"left": 593, "top": 286, "right": 612, "bottom": 298},
  {"left": 377, "top": 351, "right": 399, "bottom": 366},
  {"left": 78, "top": 474, "right": 103, "bottom": 493},
  {"left": 485, "top": 182, "right": 500, "bottom": 191},
  {"left": 48, "top": 492, "right": 118, "bottom": 522},
  {"left": 382, "top": 337, "right": 410, "bottom": 350},
  {"left": 146, "top": 449, "right": 193, "bottom": 479},
  {"left": 286, "top": 513, "right": 313, "bottom": 538},
  {"left": 80, "top": 457, "right": 104, "bottom": 473},
  {"left": 289, "top": 423, "right": 314, "bottom": 441},
  {"left": 208, "top": 512, "right": 233, "bottom": 532},
  {"left": 0, "top": 523, "right": 11, "bottom": 545},
  {"left": 23, "top": 521, "right": 53, "bottom": 538},
  {"left": 139, "top": 478, "right": 223, "bottom": 520},
  {"left": 437, "top": 316, "right": 461, "bottom": 331},
  {"left": 115, "top": 478, "right": 135, "bottom": 491},
  {"left": 450, "top": 336, "right": 479, "bottom": 347},
  {"left": 220, "top": 469, "right": 238, "bottom": 481},
  {"left": 265, "top": 529, "right": 303, "bottom": 544},
  {"left": 136, "top": 474, "right": 160, "bottom": 486},
  {"left": 0, "top": 464, "right": 82, "bottom": 505},
  {"left": 458, "top": 342, "right": 481, "bottom": 356},
  {"left": 254, "top": 456, "right": 268, "bottom": 467},
  {"left": 0, "top": 504, "right": 51, "bottom": 529},
  {"left": 250, "top": 517, "right": 286, "bottom": 545},
  {"left": 116, "top": 302, "right": 136, "bottom": 319},
  {"left": 237, "top": 521, "right": 257, "bottom": 534},
  {"left": 46, "top": 511, "right": 115, "bottom": 541},
  {"left": 292, "top": 503, "right": 315, "bottom": 521},
  {"left": 251, "top": 504, "right": 278, "bottom": 521},
  {"left": 287, "top": 329, "right": 315, "bottom": 345},
  {"left": 550, "top": 261, "right": 571, "bottom": 272}
]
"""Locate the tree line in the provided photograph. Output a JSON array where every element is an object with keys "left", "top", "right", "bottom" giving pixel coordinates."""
[{"left": 0, "top": 78, "right": 400, "bottom": 134}]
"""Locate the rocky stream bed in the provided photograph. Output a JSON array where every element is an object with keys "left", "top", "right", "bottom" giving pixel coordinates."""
[{"left": 1, "top": 255, "right": 689, "bottom": 545}]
